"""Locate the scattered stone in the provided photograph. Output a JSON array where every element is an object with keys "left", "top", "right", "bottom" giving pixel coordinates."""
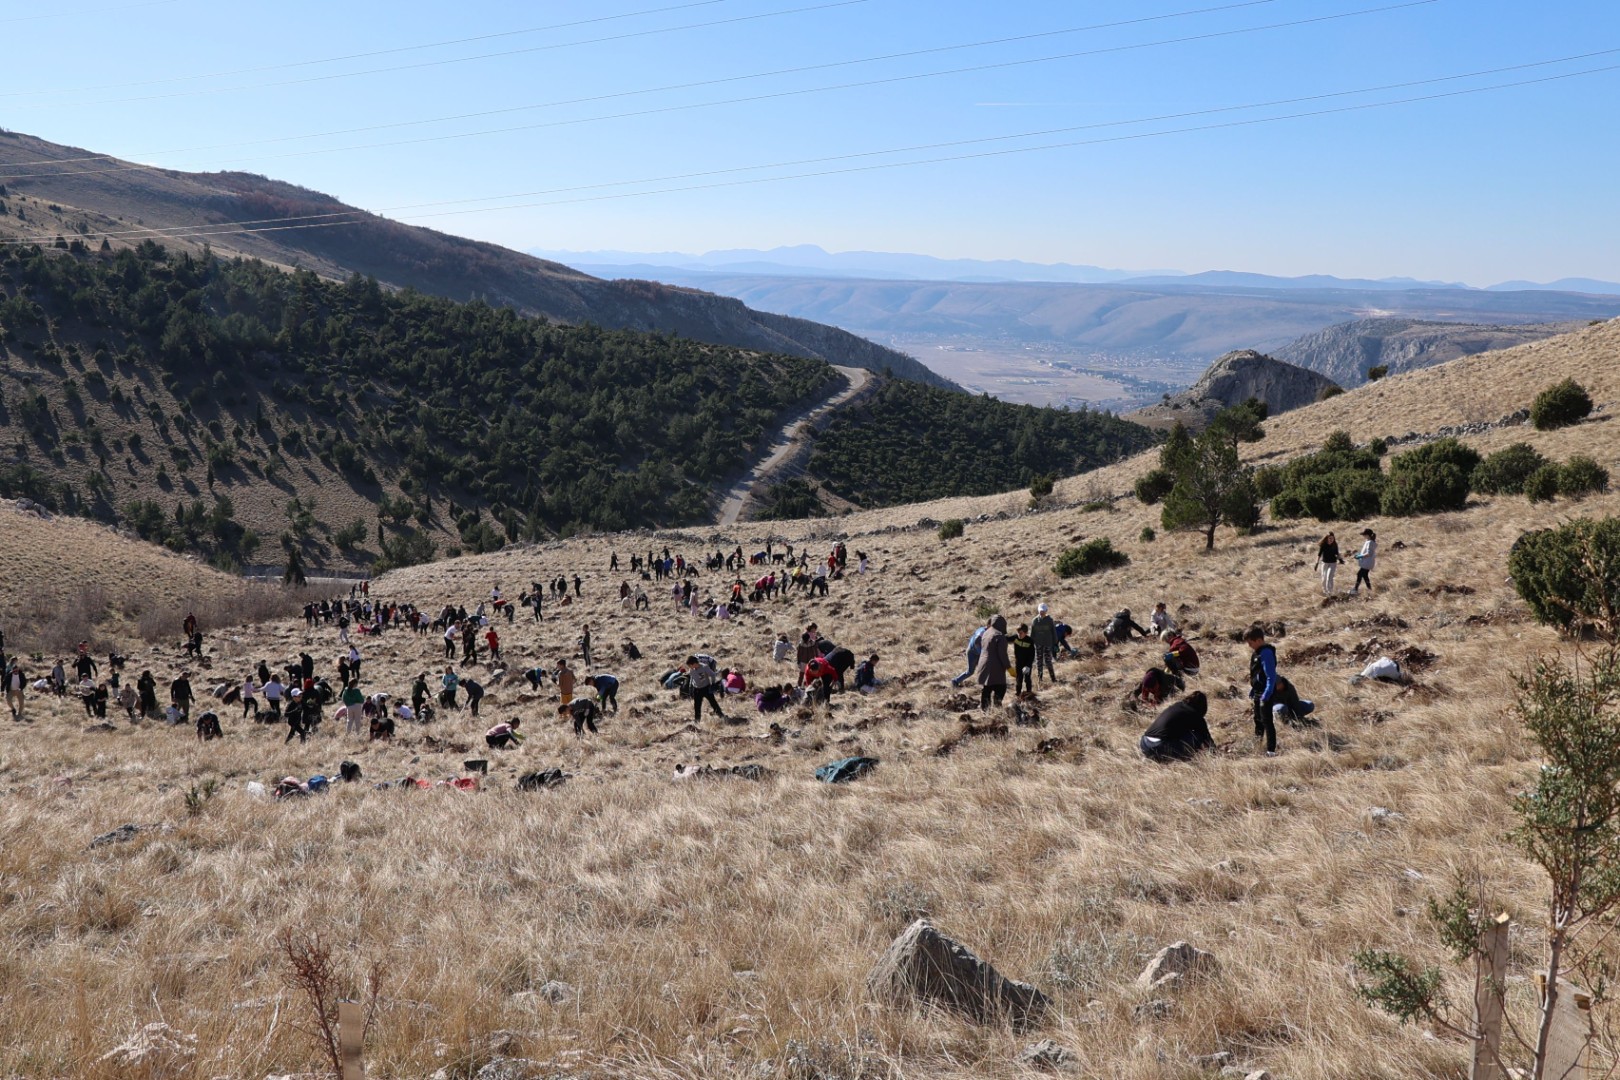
[
  {"left": 83, "top": 722, "right": 119, "bottom": 734},
  {"left": 474, "top": 1030, "right": 525, "bottom": 1057},
  {"left": 1194, "top": 1051, "right": 1233, "bottom": 1068},
  {"left": 1133, "top": 998, "right": 1174, "bottom": 1021},
  {"left": 474, "top": 1059, "right": 545, "bottom": 1080},
  {"left": 1369, "top": 807, "right": 1403, "bottom": 824},
  {"left": 867, "top": 918, "right": 1051, "bottom": 1028},
  {"left": 1220, "top": 1071, "right": 1271, "bottom": 1080},
  {"left": 532, "top": 980, "right": 576, "bottom": 1004},
  {"left": 89, "top": 822, "right": 169, "bottom": 849},
  {"left": 98, "top": 1022, "right": 196, "bottom": 1078},
  {"left": 1017, "top": 1039, "right": 1076, "bottom": 1070},
  {"left": 1136, "top": 942, "right": 1219, "bottom": 990}
]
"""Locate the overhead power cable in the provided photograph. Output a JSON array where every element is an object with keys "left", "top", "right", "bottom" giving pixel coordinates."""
[
  {"left": 0, "top": 0, "right": 733, "bottom": 97},
  {"left": 6, "top": 0, "right": 872, "bottom": 111},
  {"left": 2, "top": 52, "right": 1611, "bottom": 248},
  {"left": 0, "top": 0, "right": 1435, "bottom": 182}
]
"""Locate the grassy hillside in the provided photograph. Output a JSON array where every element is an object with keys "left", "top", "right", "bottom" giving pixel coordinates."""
[
  {"left": 0, "top": 241, "right": 834, "bottom": 566},
  {"left": 3, "top": 323, "right": 1616, "bottom": 1078},
  {"left": 0, "top": 131, "right": 953, "bottom": 389}
]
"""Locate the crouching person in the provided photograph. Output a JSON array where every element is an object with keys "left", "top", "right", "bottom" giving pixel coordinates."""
[
  {"left": 485, "top": 718, "right": 524, "bottom": 749},
  {"left": 1139, "top": 691, "right": 1214, "bottom": 763}
]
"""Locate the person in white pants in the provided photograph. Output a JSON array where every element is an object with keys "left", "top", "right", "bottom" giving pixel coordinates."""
[{"left": 1316, "top": 532, "right": 1344, "bottom": 595}]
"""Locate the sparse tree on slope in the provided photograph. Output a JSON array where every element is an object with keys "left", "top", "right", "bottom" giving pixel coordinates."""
[{"left": 1160, "top": 426, "right": 1257, "bottom": 551}]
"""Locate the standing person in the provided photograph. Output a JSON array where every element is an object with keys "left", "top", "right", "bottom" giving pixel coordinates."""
[
  {"left": 580, "top": 625, "right": 592, "bottom": 668},
  {"left": 1352, "top": 529, "right": 1378, "bottom": 594},
  {"left": 951, "top": 619, "right": 990, "bottom": 689},
  {"left": 1244, "top": 625, "right": 1313, "bottom": 756},
  {"left": 556, "top": 660, "right": 576, "bottom": 707},
  {"left": 440, "top": 666, "right": 460, "bottom": 710},
  {"left": 443, "top": 621, "right": 459, "bottom": 659},
  {"left": 485, "top": 627, "right": 502, "bottom": 663},
  {"left": 573, "top": 574, "right": 583, "bottom": 597},
  {"left": 1139, "top": 691, "right": 1215, "bottom": 762},
  {"left": 5, "top": 658, "right": 24, "bottom": 721},
  {"left": 1316, "top": 532, "right": 1344, "bottom": 595},
  {"left": 170, "top": 671, "right": 195, "bottom": 719},
  {"left": 284, "top": 694, "right": 310, "bottom": 744},
  {"left": 263, "top": 673, "right": 284, "bottom": 718},
  {"left": 241, "top": 674, "right": 260, "bottom": 720},
  {"left": 341, "top": 682, "right": 366, "bottom": 735},
  {"left": 1030, "top": 604, "right": 1058, "bottom": 684},
  {"left": 687, "top": 656, "right": 726, "bottom": 721},
  {"left": 1011, "top": 624, "right": 1036, "bottom": 695},
  {"left": 977, "top": 615, "right": 1010, "bottom": 711}
]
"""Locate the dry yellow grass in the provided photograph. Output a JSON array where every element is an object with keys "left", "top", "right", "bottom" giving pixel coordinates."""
[{"left": 1, "top": 320, "right": 1617, "bottom": 1079}]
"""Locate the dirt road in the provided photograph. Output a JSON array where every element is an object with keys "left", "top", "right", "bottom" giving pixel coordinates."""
[{"left": 714, "top": 366, "right": 871, "bottom": 526}]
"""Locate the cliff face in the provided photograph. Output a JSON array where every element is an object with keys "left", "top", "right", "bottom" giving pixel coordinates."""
[
  {"left": 1125, "top": 349, "right": 1340, "bottom": 432},
  {"left": 1276, "top": 318, "right": 1587, "bottom": 386}
]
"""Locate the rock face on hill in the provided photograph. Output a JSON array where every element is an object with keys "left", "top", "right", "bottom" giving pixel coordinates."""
[
  {"left": 1126, "top": 350, "right": 1339, "bottom": 431},
  {"left": 1276, "top": 317, "right": 1587, "bottom": 387}
]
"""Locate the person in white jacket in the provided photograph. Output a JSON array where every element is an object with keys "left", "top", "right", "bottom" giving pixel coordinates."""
[{"left": 1353, "top": 529, "right": 1378, "bottom": 593}]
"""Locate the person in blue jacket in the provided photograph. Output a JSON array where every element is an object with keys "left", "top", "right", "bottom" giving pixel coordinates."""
[
  {"left": 1245, "top": 624, "right": 1314, "bottom": 755},
  {"left": 950, "top": 619, "right": 990, "bottom": 688}
]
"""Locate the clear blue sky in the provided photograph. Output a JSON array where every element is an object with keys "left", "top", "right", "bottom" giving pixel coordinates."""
[{"left": 3, "top": 0, "right": 1618, "bottom": 284}]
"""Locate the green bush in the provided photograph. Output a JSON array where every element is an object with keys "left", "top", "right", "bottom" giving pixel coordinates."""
[
  {"left": 1472, "top": 443, "right": 1551, "bottom": 495},
  {"left": 1317, "top": 385, "right": 1345, "bottom": 402},
  {"left": 1054, "top": 538, "right": 1129, "bottom": 578},
  {"left": 333, "top": 519, "right": 368, "bottom": 551},
  {"left": 1380, "top": 438, "right": 1480, "bottom": 516},
  {"left": 1530, "top": 378, "right": 1593, "bottom": 431},
  {"left": 1509, "top": 517, "right": 1620, "bottom": 639},
  {"left": 1254, "top": 465, "right": 1283, "bottom": 501},
  {"left": 1559, "top": 455, "right": 1610, "bottom": 498},
  {"left": 1526, "top": 465, "right": 1562, "bottom": 504},
  {"left": 1367, "top": 365, "right": 1389, "bottom": 381},
  {"left": 1269, "top": 431, "right": 1388, "bottom": 521},
  {"left": 1029, "top": 474, "right": 1055, "bottom": 500},
  {"left": 938, "top": 518, "right": 964, "bottom": 541},
  {"left": 1134, "top": 468, "right": 1175, "bottom": 506},
  {"left": 1139, "top": 526, "right": 1156, "bottom": 543}
]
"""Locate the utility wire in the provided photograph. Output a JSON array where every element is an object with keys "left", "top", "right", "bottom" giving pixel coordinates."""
[
  {"left": 0, "top": 0, "right": 1433, "bottom": 181},
  {"left": 6, "top": 0, "right": 871, "bottom": 111},
  {"left": 6, "top": 0, "right": 1283, "bottom": 163},
  {"left": 0, "top": 0, "right": 733, "bottom": 98},
  {"left": 3, "top": 53, "right": 1611, "bottom": 248}
]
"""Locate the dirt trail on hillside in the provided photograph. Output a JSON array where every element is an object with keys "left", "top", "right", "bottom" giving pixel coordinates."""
[{"left": 714, "top": 365, "right": 871, "bottom": 526}]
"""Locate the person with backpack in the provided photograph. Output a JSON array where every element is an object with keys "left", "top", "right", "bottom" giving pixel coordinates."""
[
  {"left": 977, "top": 615, "right": 1010, "bottom": 711},
  {"left": 1353, "top": 529, "right": 1378, "bottom": 593},
  {"left": 686, "top": 656, "right": 725, "bottom": 721},
  {"left": 951, "top": 619, "right": 990, "bottom": 689},
  {"left": 170, "top": 671, "right": 195, "bottom": 719},
  {"left": 1030, "top": 604, "right": 1059, "bottom": 684},
  {"left": 1139, "top": 691, "right": 1215, "bottom": 763},
  {"left": 1011, "top": 624, "right": 1036, "bottom": 695},
  {"left": 1316, "top": 532, "right": 1344, "bottom": 595},
  {"left": 1245, "top": 624, "right": 1314, "bottom": 755}
]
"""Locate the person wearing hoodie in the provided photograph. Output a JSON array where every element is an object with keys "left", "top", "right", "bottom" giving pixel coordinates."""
[
  {"left": 1030, "top": 604, "right": 1058, "bottom": 684},
  {"left": 1139, "top": 691, "right": 1215, "bottom": 762},
  {"left": 976, "top": 615, "right": 1010, "bottom": 710},
  {"left": 1353, "top": 529, "right": 1378, "bottom": 593},
  {"left": 1104, "top": 609, "right": 1150, "bottom": 645},
  {"left": 1011, "top": 624, "right": 1036, "bottom": 695}
]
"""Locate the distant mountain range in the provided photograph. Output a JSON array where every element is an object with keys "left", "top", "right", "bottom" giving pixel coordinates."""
[
  {"left": 535, "top": 244, "right": 1620, "bottom": 294},
  {"left": 1275, "top": 318, "right": 1597, "bottom": 387}
]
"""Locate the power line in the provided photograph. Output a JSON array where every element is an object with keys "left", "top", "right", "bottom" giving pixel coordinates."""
[
  {"left": 2, "top": 0, "right": 1281, "bottom": 167},
  {"left": 0, "top": 0, "right": 1435, "bottom": 182},
  {"left": 0, "top": 0, "right": 733, "bottom": 99},
  {"left": 5, "top": 54, "right": 1611, "bottom": 248},
  {"left": 7, "top": 0, "right": 872, "bottom": 112}
]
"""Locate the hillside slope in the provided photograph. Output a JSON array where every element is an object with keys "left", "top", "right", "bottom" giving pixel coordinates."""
[
  {"left": 1125, "top": 349, "right": 1339, "bottom": 432},
  {"left": 0, "top": 130, "right": 951, "bottom": 389},
  {"left": 1, "top": 322, "right": 1619, "bottom": 1078},
  {"left": 0, "top": 322, "right": 1619, "bottom": 1079},
  {"left": 1276, "top": 317, "right": 1589, "bottom": 386}
]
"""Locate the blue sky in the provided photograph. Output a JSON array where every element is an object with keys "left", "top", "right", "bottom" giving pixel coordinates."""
[{"left": 3, "top": 0, "right": 1618, "bottom": 284}]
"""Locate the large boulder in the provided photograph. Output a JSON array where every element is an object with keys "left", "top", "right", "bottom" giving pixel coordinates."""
[
  {"left": 866, "top": 918, "right": 1051, "bottom": 1028},
  {"left": 1136, "top": 941, "right": 1219, "bottom": 991}
]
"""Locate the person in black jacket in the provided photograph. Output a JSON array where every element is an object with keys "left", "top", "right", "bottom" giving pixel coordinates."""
[
  {"left": 1139, "top": 691, "right": 1215, "bottom": 762},
  {"left": 977, "top": 615, "right": 1010, "bottom": 710}
]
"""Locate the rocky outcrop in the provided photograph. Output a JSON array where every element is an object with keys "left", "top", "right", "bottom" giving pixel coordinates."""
[
  {"left": 1127, "top": 350, "right": 1338, "bottom": 431},
  {"left": 1277, "top": 317, "right": 1585, "bottom": 387},
  {"left": 867, "top": 918, "right": 1051, "bottom": 1028}
]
